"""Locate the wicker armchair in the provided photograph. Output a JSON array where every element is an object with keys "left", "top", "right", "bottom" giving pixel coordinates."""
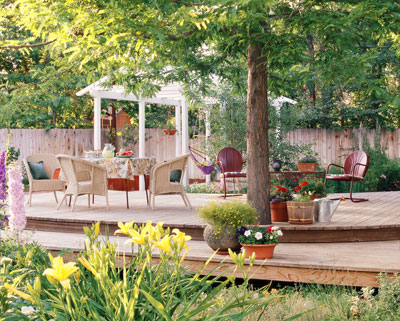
[
  {"left": 149, "top": 154, "right": 192, "bottom": 209},
  {"left": 23, "top": 154, "right": 65, "bottom": 207},
  {"left": 56, "top": 155, "right": 109, "bottom": 211}
]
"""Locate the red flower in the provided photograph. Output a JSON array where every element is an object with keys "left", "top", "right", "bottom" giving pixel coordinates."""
[
  {"left": 302, "top": 181, "right": 309, "bottom": 187},
  {"left": 280, "top": 187, "right": 287, "bottom": 193},
  {"left": 267, "top": 226, "right": 273, "bottom": 233},
  {"left": 295, "top": 185, "right": 301, "bottom": 192},
  {"left": 275, "top": 185, "right": 281, "bottom": 189}
]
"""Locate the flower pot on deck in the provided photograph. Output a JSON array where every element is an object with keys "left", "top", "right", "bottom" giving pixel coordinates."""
[
  {"left": 241, "top": 243, "right": 276, "bottom": 259},
  {"left": 203, "top": 224, "right": 241, "bottom": 255},
  {"left": 270, "top": 201, "right": 288, "bottom": 222}
]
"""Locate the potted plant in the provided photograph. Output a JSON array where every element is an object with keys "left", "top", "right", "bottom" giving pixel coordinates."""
[
  {"left": 163, "top": 117, "right": 176, "bottom": 136},
  {"left": 270, "top": 184, "right": 292, "bottom": 222},
  {"left": 301, "top": 180, "right": 327, "bottom": 200},
  {"left": 198, "top": 201, "right": 257, "bottom": 254},
  {"left": 297, "top": 155, "right": 318, "bottom": 172},
  {"left": 286, "top": 180, "right": 315, "bottom": 224},
  {"left": 237, "top": 225, "right": 283, "bottom": 259}
]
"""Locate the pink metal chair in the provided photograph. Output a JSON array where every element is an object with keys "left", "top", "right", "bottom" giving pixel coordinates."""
[
  {"left": 216, "top": 147, "right": 246, "bottom": 198},
  {"left": 324, "top": 150, "right": 370, "bottom": 202}
]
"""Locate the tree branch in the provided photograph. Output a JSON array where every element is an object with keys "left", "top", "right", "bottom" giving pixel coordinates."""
[{"left": 0, "top": 39, "right": 56, "bottom": 50}]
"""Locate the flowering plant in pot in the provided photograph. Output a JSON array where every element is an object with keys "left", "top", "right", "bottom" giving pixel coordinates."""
[
  {"left": 237, "top": 225, "right": 283, "bottom": 259},
  {"left": 269, "top": 185, "right": 292, "bottom": 222},
  {"left": 198, "top": 201, "right": 257, "bottom": 254},
  {"left": 297, "top": 155, "right": 318, "bottom": 172},
  {"left": 300, "top": 180, "right": 327, "bottom": 200},
  {"left": 287, "top": 180, "right": 315, "bottom": 224},
  {"left": 163, "top": 117, "right": 176, "bottom": 136}
]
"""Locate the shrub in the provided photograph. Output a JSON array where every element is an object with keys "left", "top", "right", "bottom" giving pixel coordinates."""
[{"left": 198, "top": 201, "right": 258, "bottom": 233}]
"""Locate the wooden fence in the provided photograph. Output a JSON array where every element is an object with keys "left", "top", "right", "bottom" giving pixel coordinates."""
[{"left": 1, "top": 128, "right": 400, "bottom": 179}]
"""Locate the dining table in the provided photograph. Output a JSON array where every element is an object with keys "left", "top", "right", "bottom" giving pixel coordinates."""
[{"left": 86, "top": 157, "right": 157, "bottom": 208}]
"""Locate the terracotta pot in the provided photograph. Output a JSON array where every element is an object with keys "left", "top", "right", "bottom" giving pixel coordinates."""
[
  {"left": 203, "top": 225, "right": 241, "bottom": 254},
  {"left": 310, "top": 194, "right": 326, "bottom": 201},
  {"left": 163, "top": 129, "right": 176, "bottom": 136},
  {"left": 241, "top": 243, "right": 276, "bottom": 259},
  {"left": 270, "top": 201, "right": 288, "bottom": 222},
  {"left": 297, "top": 162, "right": 318, "bottom": 172},
  {"left": 287, "top": 201, "right": 315, "bottom": 224}
]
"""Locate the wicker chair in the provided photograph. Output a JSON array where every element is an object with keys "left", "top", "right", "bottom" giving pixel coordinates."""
[
  {"left": 56, "top": 155, "right": 109, "bottom": 211},
  {"left": 23, "top": 154, "right": 65, "bottom": 207},
  {"left": 149, "top": 154, "right": 192, "bottom": 209}
]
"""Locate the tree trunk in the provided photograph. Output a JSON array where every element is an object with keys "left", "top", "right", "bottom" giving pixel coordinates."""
[{"left": 246, "top": 43, "right": 270, "bottom": 224}]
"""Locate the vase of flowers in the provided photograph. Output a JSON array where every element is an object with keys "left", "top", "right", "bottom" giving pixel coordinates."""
[
  {"left": 238, "top": 225, "right": 283, "bottom": 259},
  {"left": 270, "top": 184, "right": 292, "bottom": 222},
  {"left": 287, "top": 180, "right": 315, "bottom": 224},
  {"left": 297, "top": 156, "right": 318, "bottom": 172},
  {"left": 198, "top": 201, "right": 257, "bottom": 254}
]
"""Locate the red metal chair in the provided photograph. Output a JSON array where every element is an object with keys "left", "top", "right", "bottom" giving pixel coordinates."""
[
  {"left": 216, "top": 147, "right": 246, "bottom": 198},
  {"left": 324, "top": 150, "right": 370, "bottom": 202}
]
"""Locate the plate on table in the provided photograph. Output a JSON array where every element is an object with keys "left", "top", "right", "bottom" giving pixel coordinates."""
[{"left": 117, "top": 155, "right": 133, "bottom": 159}]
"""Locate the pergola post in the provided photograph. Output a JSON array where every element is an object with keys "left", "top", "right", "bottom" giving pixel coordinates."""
[
  {"left": 205, "top": 107, "right": 211, "bottom": 184},
  {"left": 139, "top": 100, "right": 146, "bottom": 190},
  {"left": 175, "top": 104, "right": 181, "bottom": 156},
  {"left": 93, "top": 96, "right": 102, "bottom": 150},
  {"left": 181, "top": 97, "right": 189, "bottom": 186}
]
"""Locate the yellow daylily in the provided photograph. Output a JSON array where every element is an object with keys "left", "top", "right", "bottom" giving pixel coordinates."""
[
  {"left": 171, "top": 228, "right": 191, "bottom": 250},
  {"left": 43, "top": 256, "right": 78, "bottom": 290},
  {"left": 115, "top": 221, "right": 135, "bottom": 236},
  {"left": 129, "top": 230, "right": 146, "bottom": 245},
  {"left": 153, "top": 236, "right": 172, "bottom": 254},
  {"left": 142, "top": 221, "right": 155, "bottom": 241},
  {"left": 3, "top": 283, "right": 34, "bottom": 303},
  {"left": 78, "top": 256, "right": 99, "bottom": 278}
]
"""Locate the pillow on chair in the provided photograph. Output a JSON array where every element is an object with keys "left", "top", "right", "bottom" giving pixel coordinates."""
[
  {"left": 28, "top": 161, "right": 49, "bottom": 180},
  {"left": 170, "top": 169, "right": 182, "bottom": 183}
]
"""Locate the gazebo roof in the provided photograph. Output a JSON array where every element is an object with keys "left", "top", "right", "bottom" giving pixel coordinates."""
[{"left": 76, "top": 76, "right": 185, "bottom": 105}]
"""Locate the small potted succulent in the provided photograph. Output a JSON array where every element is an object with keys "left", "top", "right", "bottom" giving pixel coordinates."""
[
  {"left": 237, "top": 225, "right": 283, "bottom": 259},
  {"left": 198, "top": 201, "right": 257, "bottom": 254},
  {"left": 297, "top": 155, "right": 318, "bottom": 172}
]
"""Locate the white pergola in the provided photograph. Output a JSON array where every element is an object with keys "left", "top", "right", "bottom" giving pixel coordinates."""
[
  {"left": 77, "top": 78, "right": 190, "bottom": 188},
  {"left": 76, "top": 77, "right": 189, "bottom": 159}
]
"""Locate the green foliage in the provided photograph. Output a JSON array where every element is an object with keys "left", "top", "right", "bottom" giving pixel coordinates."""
[
  {"left": 1, "top": 223, "right": 277, "bottom": 320},
  {"left": 185, "top": 183, "right": 223, "bottom": 194},
  {"left": 301, "top": 181, "right": 327, "bottom": 197},
  {"left": 298, "top": 156, "right": 318, "bottom": 164},
  {"left": 198, "top": 201, "right": 258, "bottom": 231}
]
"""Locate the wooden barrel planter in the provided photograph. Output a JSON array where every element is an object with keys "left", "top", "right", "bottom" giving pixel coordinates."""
[{"left": 287, "top": 201, "right": 315, "bottom": 225}]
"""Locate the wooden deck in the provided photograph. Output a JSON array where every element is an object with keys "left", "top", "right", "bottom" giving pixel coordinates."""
[
  {"left": 26, "top": 190, "right": 400, "bottom": 242},
  {"left": 24, "top": 190, "right": 400, "bottom": 287}
]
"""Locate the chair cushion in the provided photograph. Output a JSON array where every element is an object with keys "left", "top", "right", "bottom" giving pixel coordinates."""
[
  {"left": 28, "top": 161, "right": 49, "bottom": 180},
  {"left": 326, "top": 174, "right": 364, "bottom": 182},
  {"left": 170, "top": 169, "right": 182, "bottom": 183}
]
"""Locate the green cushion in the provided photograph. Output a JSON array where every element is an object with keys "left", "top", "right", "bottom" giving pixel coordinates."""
[
  {"left": 28, "top": 161, "right": 49, "bottom": 180},
  {"left": 170, "top": 169, "right": 182, "bottom": 183}
]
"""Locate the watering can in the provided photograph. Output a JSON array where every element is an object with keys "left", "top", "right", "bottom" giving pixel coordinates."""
[{"left": 313, "top": 198, "right": 341, "bottom": 223}]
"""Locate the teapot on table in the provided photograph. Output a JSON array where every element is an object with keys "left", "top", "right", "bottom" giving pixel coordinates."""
[{"left": 102, "top": 144, "right": 115, "bottom": 159}]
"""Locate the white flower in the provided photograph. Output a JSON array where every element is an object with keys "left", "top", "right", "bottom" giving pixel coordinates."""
[
  {"left": 308, "top": 191, "right": 312, "bottom": 195},
  {"left": 380, "top": 174, "right": 386, "bottom": 179},
  {"left": 255, "top": 232, "right": 263, "bottom": 240},
  {"left": 270, "top": 235, "right": 274, "bottom": 239},
  {"left": 21, "top": 306, "right": 35, "bottom": 315},
  {"left": 271, "top": 226, "right": 279, "bottom": 231},
  {"left": 277, "top": 230, "right": 283, "bottom": 236},
  {"left": 244, "top": 230, "right": 251, "bottom": 237}
]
